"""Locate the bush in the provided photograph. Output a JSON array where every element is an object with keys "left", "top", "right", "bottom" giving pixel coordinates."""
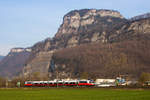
[{"left": 139, "top": 72, "right": 150, "bottom": 85}]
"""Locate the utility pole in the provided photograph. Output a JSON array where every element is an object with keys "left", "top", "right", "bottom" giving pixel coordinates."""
[{"left": 56, "top": 71, "right": 58, "bottom": 88}]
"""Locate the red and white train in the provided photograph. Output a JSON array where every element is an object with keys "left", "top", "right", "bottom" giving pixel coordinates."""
[{"left": 24, "top": 80, "right": 95, "bottom": 87}]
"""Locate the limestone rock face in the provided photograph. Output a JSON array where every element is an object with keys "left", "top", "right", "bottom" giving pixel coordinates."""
[
  {"left": 55, "top": 9, "right": 124, "bottom": 37},
  {"left": 109, "top": 17, "right": 150, "bottom": 42},
  {"left": 129, "top": 19, "right": 150, "bottom": 33},
  {"left": 11, "top": 48, "right": 31, "bottom": 53},
  {"left": 67, "top": 36, "right": 79, "bottom": 47},
  {"left": 23, "top": 51, "right": 54, "bottom": 78},
  {"left": 56, "top": 12, "right": 80, "bottom": 36}
]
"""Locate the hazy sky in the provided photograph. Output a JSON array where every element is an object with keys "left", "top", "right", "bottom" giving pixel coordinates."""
[{"left": 0, "top": 0, "right": 150, "bottom": 55}]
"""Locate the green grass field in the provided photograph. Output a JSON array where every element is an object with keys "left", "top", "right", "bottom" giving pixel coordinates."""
[{"left": 0, "top": 88, "right": 150, "bottom": 100}]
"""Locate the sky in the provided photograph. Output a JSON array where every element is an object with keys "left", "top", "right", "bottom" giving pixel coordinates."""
[{"left": 0, "top": 0, "right": 150, "bottom": 56}]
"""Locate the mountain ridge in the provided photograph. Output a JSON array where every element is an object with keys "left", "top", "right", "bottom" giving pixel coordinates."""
[
  {"left": 0, "top": 9, "right": 150, "bottom": 79},
  {"left": 0, "top": 47, "right": 31, "bottom": 78},
  {"left": 130, "top": 12, "right": 150, "bottom": 21}
]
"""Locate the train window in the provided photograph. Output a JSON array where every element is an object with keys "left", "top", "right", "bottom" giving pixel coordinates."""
[
  {"left": 26, "top": 82, "right": 32, "bottom": 84},
  {"left": 79, "top": 81, "right": 87, "bottom": 83}
]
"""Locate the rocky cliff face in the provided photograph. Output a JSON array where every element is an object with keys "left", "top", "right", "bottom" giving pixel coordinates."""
[
  {"left": 23, "top": 51, "right": 54, "bottom": 78},
  {"left": 22, "top": 9, "right": 150, "bottom": 79},
  {"left": 10, "top": 48, "right": 31, "bottom": 53},
  {"left": 55, "top": 9, "right": 124, "bottom": 37},
  {"left": 109, "top": 17, "right": 150, "bottom": 42}
]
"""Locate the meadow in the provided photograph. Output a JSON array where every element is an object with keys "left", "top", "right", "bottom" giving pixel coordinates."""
[{"left": 0, "top": 88, "right": 150, "bottom": 100}]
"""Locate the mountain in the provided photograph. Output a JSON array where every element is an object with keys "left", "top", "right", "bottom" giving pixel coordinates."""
[
  {"left": 23, "top": 9, "right": 127, "bottom": 79},
  {"left": 130, "top": 12, "right": 150, "bottom": 21},
  {"left": 0, "top": 48, "right": 31, "bottom": 78},
  {"left": 0, "top": 56, "right": 4, "bottom": 61},
  {"left": 1, "top": 9, "right": 150, "bottom": 80}
]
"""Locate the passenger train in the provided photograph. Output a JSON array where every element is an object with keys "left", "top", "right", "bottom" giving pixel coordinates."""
[{"left": 24, "top": 80, "right": 95, "bottom": 87}]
